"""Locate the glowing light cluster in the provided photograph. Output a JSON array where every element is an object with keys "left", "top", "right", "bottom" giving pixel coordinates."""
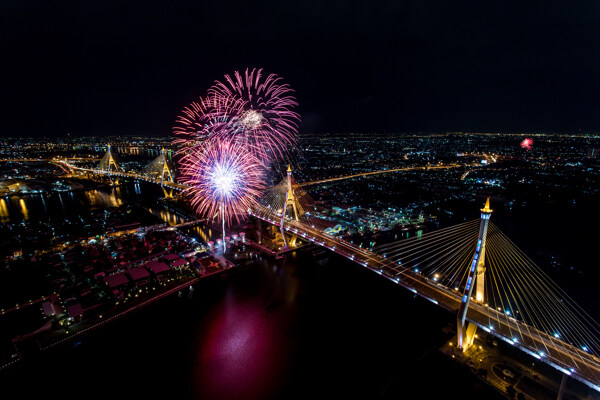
[
  {"left": 520, "top": 138, "right": 533, "bottom": 150},
  {"left": 239, "top": 109, "right": 264, "bottom": 129},
  {"left": 179, "top": 139, "right": 266, "bottom": 225}
]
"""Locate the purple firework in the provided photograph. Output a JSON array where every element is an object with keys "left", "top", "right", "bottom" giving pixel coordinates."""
[
  {"left": 209, "top": 68, "right": 300, "bottom": 161},
  {"left": 179, "top": 138, "right": 266, "bottom": 225}
]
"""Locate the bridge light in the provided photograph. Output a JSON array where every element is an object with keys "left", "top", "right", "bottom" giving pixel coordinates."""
[
  {"left": 505, "top": 310, "right": 511, "bottom": 316},
  {"left": 582, "top": 346, "right": 588, "bottom": 352},
  {"left": 414, "top": 268, "right": 419, "bottom": 273},
  {"left": 539, "top": 351, "right": 545, "bottom": 358},
  {"left": 554, "top": 333, "right": 560, "bottom": 339}
]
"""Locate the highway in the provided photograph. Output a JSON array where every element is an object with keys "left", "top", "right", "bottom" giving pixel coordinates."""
[{"left": 298, "top": 163, "right": 471, "bottom": 187}]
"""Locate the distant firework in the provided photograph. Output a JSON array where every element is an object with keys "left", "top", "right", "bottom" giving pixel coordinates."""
[
  {"left": 520, "top": 138, "right": 533, "bottom": 150},
  {"left": 209, "top": 68, "right": 300, "bottom": 161},
  {"left": 179, "top": 138, "right": 266, "bottom": 224}
]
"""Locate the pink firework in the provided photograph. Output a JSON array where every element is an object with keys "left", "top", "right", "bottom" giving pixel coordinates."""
[
  {"left": 209, "top": 68, "right": 300, "bottom": 161},
  {"left": 179, "top": 138, "right": 266, "bottom": 225},
  {"left": 520, "top": 138, "right": 533, "bottom": 150},
  {"left": 172, "top": 95, "right": 243, "bottom": 154}
]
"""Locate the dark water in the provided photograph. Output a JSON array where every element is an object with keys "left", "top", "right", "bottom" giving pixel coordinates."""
[
  {"left": 0, "top": 182, "right": 153, "bottom": 224},
  {"left": 0, "top": 250, "right": 501, "bottom": 400}
]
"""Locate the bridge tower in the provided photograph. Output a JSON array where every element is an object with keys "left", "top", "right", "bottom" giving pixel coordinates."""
[
  {"left": 142, "top": 147, "right": 175, "bottom": 198},
  {"left": 159, "top": 148, "right": 174, "bottom": 198},
  {"left": 280, "top": 165, "right": 300, "bottom": 248},
  {"left": 457, "top": 197, "right": 492, "bottom": 351},
  {"left": 99, "top": 143, "right": 121, "bottom": 173},
  {"left": 98, "top": 143, "right": 122, "bottom": 185},
  {"left": 159, "top": 148, "right": 174, "bottom": 185}
]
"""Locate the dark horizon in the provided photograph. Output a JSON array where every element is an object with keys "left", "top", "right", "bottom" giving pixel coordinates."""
[{"left": 2, "top": 1, "right": 600, "bottom": 138}]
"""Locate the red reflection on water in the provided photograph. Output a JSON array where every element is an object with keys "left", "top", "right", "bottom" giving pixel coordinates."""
[{"left": 192, "top": 290, "right": 290, "bottom": 399}]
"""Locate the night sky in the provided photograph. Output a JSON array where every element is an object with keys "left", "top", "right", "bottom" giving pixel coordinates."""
[{"left": 2, "top": 1, "right": 600, "bottom": 137}]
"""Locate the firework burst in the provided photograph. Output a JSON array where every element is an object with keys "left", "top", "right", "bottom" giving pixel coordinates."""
[
  {"left": 209, "top": 68, "right": 300, "bottom": 161},
  {"left": 172, "top": 95, "right": 243, "bottom": 154},
  {"left": 520, "top": 138, "right": 533, "bottom": 150},
  {"left": 179, "top": 138, "right": 266, "bottom": 226}
]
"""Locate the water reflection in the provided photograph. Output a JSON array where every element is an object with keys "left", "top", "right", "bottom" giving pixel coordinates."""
[
  {"left": 190, "top": 225, "right": 212, "bottom": 243},
  {"left": 146, "top": 207, "right": 186, "bottom": 226},
  {"left": 0, "top": 198, "right": 9, "bottom": 223},
  {"left": 192, "top": 290, "right": 289, "bottom": 399},
  {"left": 40, "top": 193, "right": 47, "bottom": 213},
  {"left": 83, "top": 189, "right": 122, "bottom": 208},
  {"left": 0, "top": 183, "right": 149, "bottom": 223},
  {"left": 19, "top": 198, "right": 29, "bottom": 220}
]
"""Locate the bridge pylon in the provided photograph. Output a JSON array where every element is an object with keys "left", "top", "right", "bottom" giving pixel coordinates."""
[
  {"left": 99, "top": 143, "right": 122, "bottom": 174},
  {"left": 280, "top": 165, "right": 300, "bottom": 248},
  {"left": 162, "top": 186, "right": 174, "bottom": 199},
  {"left": 159, "top": 148, "right": 174, "bottom": 185},
  {"left": 457, "top": 197, "right": 492, "bottom": 351},
  {"left": 142, "top": 147, "right": 175, "bottom": 190}
]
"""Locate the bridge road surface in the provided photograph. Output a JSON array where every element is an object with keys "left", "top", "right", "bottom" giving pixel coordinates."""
[
  {"left": 250, "top": 206, "right": 600, "bottom": 392},
  {"left": 297, "top": 163, "right": 467, "bottom": 187},
  {"left": 57, "top": 161, "right": 189, "bottom": 191}
]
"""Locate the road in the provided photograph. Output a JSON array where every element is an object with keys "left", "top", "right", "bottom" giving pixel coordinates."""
[{"left": 298, "top": 163, "right": 473, "bottom": 187}]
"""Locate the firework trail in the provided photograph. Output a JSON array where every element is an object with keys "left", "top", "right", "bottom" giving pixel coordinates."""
[{"left": 209, "top": 68, "right": 300, "bottom": 161}]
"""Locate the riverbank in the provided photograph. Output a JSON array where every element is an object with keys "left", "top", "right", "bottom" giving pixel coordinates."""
[{"left": 1, "top": 253, "right": 237, "bottom": 372}]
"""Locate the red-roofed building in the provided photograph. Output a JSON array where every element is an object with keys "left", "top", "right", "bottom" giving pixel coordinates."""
[
  {"left": 66, "top": 303, "right": 83, "bottom": 321},
  {"left": 105, "top": 272, "right": 129, "bottom": 288},
  {"left": 42, "top": 301, "right": 60, "bottom": 317},
  {"left": 145, "top": 260, "right": 171, "bottom": 275},
  {"left": 170, "top": 258, "right": 189, "bottom": 271},
  {"left": 163, "top": 253, "right": 180, "bottom": 262},
  {"left": 104, "top": 272, "right": 129, "bottom": 298},
  {"left": 127, "top": 266, "right": 151, "bottom": 286}
]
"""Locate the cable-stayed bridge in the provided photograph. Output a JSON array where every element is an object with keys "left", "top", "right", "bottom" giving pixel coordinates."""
[
  {"left": 49, "top": 148, "right": 600, "bottom": 393},
  {"left": 57, "top": 144, "right": 186, "bottom": 194},
  {"left": 250, "top": 167, "right": 600, "bottom": 395}
]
